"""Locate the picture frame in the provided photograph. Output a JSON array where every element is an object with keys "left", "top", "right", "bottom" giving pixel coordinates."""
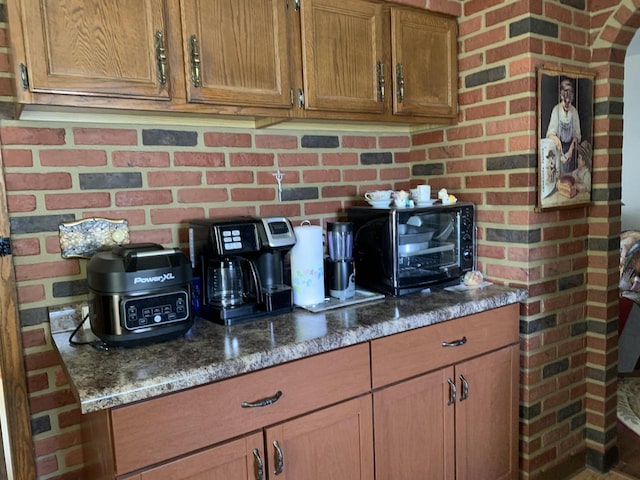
[{"left": 537, "top": 65, "right": 596, "bottom": 211}]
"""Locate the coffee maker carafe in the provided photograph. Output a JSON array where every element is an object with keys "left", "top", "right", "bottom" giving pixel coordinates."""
[
  {"left": 207, "top": 256, "right": 260, "bottom": 307},
  {"left": 325, "top": 222, "right": 356, "bottom": 300},
  {"left": 189, "top": 217, "right": 296, "bottom": 325}
]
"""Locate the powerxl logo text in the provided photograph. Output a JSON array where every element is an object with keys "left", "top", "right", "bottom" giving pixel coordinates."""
[{"left": 133, "top": 272, "right": 176, "bottom": 284}]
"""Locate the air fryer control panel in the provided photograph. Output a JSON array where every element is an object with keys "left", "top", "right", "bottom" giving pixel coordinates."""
[{"left": 122, "top": 291, "right": 190, "bottom": 331}]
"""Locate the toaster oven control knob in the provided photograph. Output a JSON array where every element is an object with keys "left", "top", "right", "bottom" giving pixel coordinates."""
[
  {"left": 154, "top": 314, "right": 162, "bottom": 323},
  {"left": 463, "top": 249, "right": 473, "bottom": 261}
]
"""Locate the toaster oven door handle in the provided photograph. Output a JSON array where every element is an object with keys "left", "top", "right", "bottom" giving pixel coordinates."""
[
  {"left": 241, "top": 390, "right": 283, "bottom": 408},
  {"left": 441, "top": 336, "right": 467, "bottom": 348}
]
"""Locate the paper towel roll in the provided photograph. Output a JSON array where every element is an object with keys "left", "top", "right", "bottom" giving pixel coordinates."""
[{"left": 290, "top": 224, "right": 325, "bottom": 306}]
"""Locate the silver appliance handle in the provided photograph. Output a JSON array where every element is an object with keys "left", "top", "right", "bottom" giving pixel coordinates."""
[
  {"left": 129, "top": 248, "right": 180, "bottom": 258},
  {"left": 246, "top": 259, "right": 263, "bottom": 305}
]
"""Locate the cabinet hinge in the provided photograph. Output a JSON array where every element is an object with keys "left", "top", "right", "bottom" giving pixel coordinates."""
[
  {"left": 0, "top": 237, "right": 12, "bottom": 257},
  {"left": 19, "top": 63, "right": 29, "bottom": 90}
]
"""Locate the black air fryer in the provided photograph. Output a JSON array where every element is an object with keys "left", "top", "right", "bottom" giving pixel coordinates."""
[{"left": 87, "top": 243, "right": 193, "bottom": 347}]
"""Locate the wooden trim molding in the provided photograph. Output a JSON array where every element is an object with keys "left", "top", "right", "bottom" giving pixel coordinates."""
[{"left": 0, "top": 147, "right": 37, "bottom": 479}]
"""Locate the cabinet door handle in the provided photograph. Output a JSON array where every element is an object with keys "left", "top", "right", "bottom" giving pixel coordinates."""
[
  {"left": 396, "top": 63, "right": 404, "bottom": 103},
  {"left": 253, "top": 448, "right": 264, "bottom": 480},
  {"left": 377, "top": 61, "right": 385, "bottom": 102},
  {"left": 19, "top": 63, "right": 29, "bottom": 90},
  {"left": 459, "top": 374, "right": 469, "bottom": 401},
  {"left": 447, "top": 377, "right": 456, "bottom": 405},
  {"left": 155, "top": 30, "right": 167, "bottom": 85},
  {"left": 273, "top": 440, "right": 285, "bottom": 475},
  {"left": 189, "top": 34, "right": 202, "bottom": 87},
  {"left": 241, "top": 390, "right": 283, "bottom": 408},
  {"left": 441, "top": 336, "right": 467, "bottom": 348}
]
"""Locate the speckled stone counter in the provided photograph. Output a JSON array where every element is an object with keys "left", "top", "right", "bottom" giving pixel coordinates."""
[{"left": 50, "top": 284, "right": 527, "bottom": 414}]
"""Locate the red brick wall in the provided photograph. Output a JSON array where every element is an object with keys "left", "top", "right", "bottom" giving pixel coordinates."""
[{"left": 1, "top": 0, "right": 638, "bottom": 478}]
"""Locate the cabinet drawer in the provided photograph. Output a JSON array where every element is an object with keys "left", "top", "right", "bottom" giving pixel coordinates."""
[
  {"left": 110, "top": 343, "right": 371, "bottom": 475},
  {"left": 371, "top": 304, "right": 518, "bottom": 388}
]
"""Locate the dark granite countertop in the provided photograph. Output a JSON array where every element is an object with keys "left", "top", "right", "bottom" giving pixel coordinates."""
[{"left": 50, "top": 284, "right": 527, "bottom": 414}]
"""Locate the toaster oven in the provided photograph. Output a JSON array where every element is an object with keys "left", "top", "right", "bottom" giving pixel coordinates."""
[{"left": 347, "top": 202, "right": 475, "bottom": 295}]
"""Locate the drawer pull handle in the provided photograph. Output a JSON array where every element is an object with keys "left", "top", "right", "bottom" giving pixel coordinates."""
[
  {"left": 459, "top": 374, "right": 469, "bottom": 401},
  {"left": 253, "top": 448, "right": 264, "bottom": 480},
  {"left": 241, "top": 390, "right": 283, "bottom": 408},
  {"left": 273, "top": 440, "right": 285, "bottom": 475},
  {"left": 447, "top": 378, "right": 457, "bottom": 405},
  {"left": 441, "top": 336, "right": 467, "bottom": 348}
]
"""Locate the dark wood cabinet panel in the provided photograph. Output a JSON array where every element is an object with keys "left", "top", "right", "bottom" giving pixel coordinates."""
[
  {"left": 391, "top": 7, "right": 458, "bottom": 117},
  {"left": 17, "top": 0, "right": 170, "bottom": 100},
  {"left": 180, "top": 0, "right": 294, "bottom": 109},
  {"left": 300, "top": 0, "right": 385, "bottom": 113}
]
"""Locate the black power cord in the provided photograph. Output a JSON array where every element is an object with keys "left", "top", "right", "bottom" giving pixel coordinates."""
[{"left": 68, "top": 312, "right": 109, "bottom": 351}]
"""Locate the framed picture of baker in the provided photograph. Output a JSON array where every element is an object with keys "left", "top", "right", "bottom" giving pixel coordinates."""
[{"left": 537, "top": 64, "right": 596, "bottom": 211}]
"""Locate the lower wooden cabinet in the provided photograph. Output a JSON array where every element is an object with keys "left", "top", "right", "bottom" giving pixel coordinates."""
[
  {"left": 455, "top": 345, "right": 519, "bottom": 480},
  {"left": 137, "top": 396, "right": 373, "bottom": 480},
  {"left": 82, "top": 305, "right": 519, "bottom": 480},
  {"left": 373, "top": 345, "right": 519, "bottom": 480},
  {"left": 374, "top": 366, "right": 455, "bottom": 479},
  {"left": 137, "top": 432, "right": 264, "bottom": 480},
  {"left": 371, "top": 304, "right": 520, "bottom": 480},
  {"left": 264, "top": 395, "right": 373, "bottom": 480}
]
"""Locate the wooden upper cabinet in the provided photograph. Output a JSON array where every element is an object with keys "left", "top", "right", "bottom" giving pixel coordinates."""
[
  {"left": 16, "top": 0, "right": 170, "bottom": 100},
  {"left": 390, "top": 8, "right": 457, "bottom": 117},
  {"left": 179, "top": 0, "right": 293, "bottom": 109},
  {"left": 299, "top": 0, "right": 385, "bottom": 113},
  {"left": 8, "top": 0, "right": 458, "bottom": 123}
]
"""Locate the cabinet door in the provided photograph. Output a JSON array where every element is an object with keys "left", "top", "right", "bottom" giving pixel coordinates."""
[
  {"left": 18, "top": 0, "right": 170, "bottom": 99},
  {"left": 265, "top": 395, "right": 374, "bottom": 480},
  {"left": 373, "top": 367, "right": 455, "bottom": 480},
  {"left": 455, "top": 345, "right": 519, "bottom": 480},
  {"left": 180, "top": 0, "right": 293, "bottom": 109},
  {"left": 139, "top": 432, "right": 264, "bottom": 480},
  {"left": 300, "top": 0, "right": 385, "bottom": 113},
  {"left": 391, "top": 8, "right": 457, "bottom": 117}
]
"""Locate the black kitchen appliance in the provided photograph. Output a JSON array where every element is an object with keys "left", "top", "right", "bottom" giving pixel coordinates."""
[
  {"left": 348, "top": 202, "right": 475, "bottom": 296},
  {"left": 189, "top": 216, "right": 296, "bottom": 325},
  {"left": 87, "top": 243, "right": 193, "bottom": 347}
]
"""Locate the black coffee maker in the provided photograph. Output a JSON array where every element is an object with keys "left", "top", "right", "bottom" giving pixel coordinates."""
[{"left": 189, "top": 216, "right": 296, "bottom": 325}]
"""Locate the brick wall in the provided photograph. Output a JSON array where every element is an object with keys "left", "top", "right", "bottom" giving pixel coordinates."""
[
  {"left": 1, "top": 122, "right": 422, "bottom": 479},
  {"left": 0, "top": 0, "right": 637, "bottom": 478}
]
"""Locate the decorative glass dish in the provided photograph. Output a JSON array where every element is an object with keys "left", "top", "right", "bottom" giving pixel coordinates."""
[{"left": 58, "top": 218, "right": 130, "bottom": 258}]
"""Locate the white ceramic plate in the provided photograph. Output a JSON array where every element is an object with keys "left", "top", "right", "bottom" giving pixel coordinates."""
[{"left": 415, "top": 199, "right": 436, "bottom": 207}]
